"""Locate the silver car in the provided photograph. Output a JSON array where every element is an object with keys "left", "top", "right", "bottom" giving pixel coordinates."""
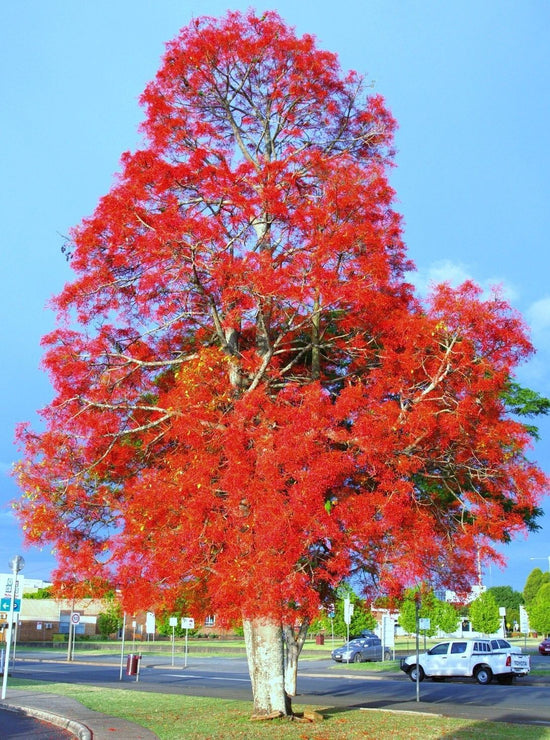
[{"left": 331, "top": 637, "right": 390, "bottom": 663}]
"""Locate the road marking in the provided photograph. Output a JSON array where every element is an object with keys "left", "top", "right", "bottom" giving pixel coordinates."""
[{"left": 160, "top": 673, "right": 250, "bottom": 682}]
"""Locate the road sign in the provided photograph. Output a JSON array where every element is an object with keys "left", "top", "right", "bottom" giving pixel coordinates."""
[
  {"left": 71, "top": 612, "right": 81, "bottom": 624},
  {"left": 0, "top": 574, "right": 24, "bottom": 601},
  {"left": 519, "top": 604, "right": 530, "bottom": 633},
  {"left": 0, "top": 598, "right": 20, "bottom": 612},
  {"left": 181, "top": 617, "right": 195, "bottom": 629}
]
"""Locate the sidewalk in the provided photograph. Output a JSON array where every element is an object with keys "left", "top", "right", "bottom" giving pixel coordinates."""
[{"left": 0, "top": 688, "right": 159, "bottom": 739}]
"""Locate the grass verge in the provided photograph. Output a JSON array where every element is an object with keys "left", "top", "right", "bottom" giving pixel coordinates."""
[{"left": 10, "top": 678, "right": 550, "bottom": 739}]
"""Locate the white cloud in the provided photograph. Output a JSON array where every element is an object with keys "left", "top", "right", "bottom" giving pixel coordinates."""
[
  {"left": 527, "top": 296, "right": 550, "bottom": 337},
  {"left": 407, "top": 259, "right": 519, "bottom": 302}
]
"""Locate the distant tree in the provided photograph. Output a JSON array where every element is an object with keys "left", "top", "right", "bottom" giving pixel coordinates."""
[
  {"left": 433, "top": 599, "right": 460, "bottom": 634},
  {"left": 23, "top": 587, "right": 53, "bottom": 599},
  {"left": 398, "top": 587, "right": 459, "bottom": 636},
  {"left": 486, "top": 586, "right": 523, "bottom": 629},
  {"left": 469, "top": 590, "right": 501, "bottom": 634},
  {"left": 526, "top": 583, "right": 550, "bottom": 636},
  {"left": 97, "top": 610, "right": 122, "bottom": 639},
  {"left": 156, "top": 613, "right": 189, "bottom": 638},
  {"left": 96, "top": 594, "right": 122, "bottom": 638},
  {"left": 399, "top": 588, "right": 435, "bottom": 636},
  {"left": 523, "top": 568, "right": 550, "bottom": 605},
  {"left": 318, "top": 585, "right": 376, "bottom": 638}
]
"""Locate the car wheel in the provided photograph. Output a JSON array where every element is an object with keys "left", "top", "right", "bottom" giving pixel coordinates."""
[
  {"left": 474, "top": 665, "right": 493, "bottom": 685},
  {"left": 353, "top": 653, "right": 361, "bottom": 663},
  {"left": 408, "top": 665, "right": 425, "bottom": 682}
]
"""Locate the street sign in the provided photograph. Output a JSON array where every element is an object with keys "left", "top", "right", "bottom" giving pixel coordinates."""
[
  {"left": 0, "top": 574, "right": 24, "bottom": 602},
  {"left": 0, "top": 598, "right": 20, "bottom": 612},
  {"left": 146, "top": 612, "right": 156, "bottom": 635},
  {"left": 71, "top": 612, "right": 81, "bottom": 625},
  {"left": 181, "top": 617, "right": 195, "bottom": 629},
  {"left": 519, "top": 604, "right": 530, "bottom": 633},
  {"left": 343, "top": 598, "right": 354, "bottom": 625}
]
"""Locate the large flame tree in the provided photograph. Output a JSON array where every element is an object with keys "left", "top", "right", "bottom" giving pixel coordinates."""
[{"left": 15, "top": 11, "right": 547, "bottom": 717}]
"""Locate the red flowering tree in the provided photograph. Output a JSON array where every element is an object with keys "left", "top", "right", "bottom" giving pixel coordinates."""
[{"left": 15, "top": 11, "right": 547, "bottom": 717}]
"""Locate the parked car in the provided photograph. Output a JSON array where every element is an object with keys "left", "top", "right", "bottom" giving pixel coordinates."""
[
  {"left": 490, "top": 638, "right": 522, "bottom": 654},
  {"left": 331, "top": 636, "right": 390, "bottom": 663},
  {"left": 539, "top": 638, "right": 550, "bottom": 655},
  {"left": 400, "top": 639, "right": 530, "bottom": 685},
  {"left": 353, "top": 629, "right": 378, "bottom": 639}
]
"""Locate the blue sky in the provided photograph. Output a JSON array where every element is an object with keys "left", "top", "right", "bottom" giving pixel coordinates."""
[{"left": 1, "top": 1, "right": 549, "bottom": 592}]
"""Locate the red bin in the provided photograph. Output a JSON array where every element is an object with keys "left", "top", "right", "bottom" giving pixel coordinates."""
[{"left": 126, "top": 653, "right": 140, "bottom": 676}]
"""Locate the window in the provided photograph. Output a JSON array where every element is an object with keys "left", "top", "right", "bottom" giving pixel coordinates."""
[
  {"left": 429, "top": 642, "right": 450, "bottom": 655},
  {"left": 450, "top": 642, "right": 467, "bottom": 654},
  {"left": 204, "top": 615, "right": 215, "bottom": 626},
  {"left": 474, "top": 642, "right": 490, "bottom": 653}
]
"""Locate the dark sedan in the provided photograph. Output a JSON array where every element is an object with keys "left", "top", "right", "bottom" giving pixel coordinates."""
[{"left": 539, "top": 638, "right": 550, "bottom": 655}]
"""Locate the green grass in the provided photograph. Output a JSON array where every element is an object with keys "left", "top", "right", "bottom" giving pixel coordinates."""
[{"left": 10, "top": 678, "right": 550, "bottom": 739}]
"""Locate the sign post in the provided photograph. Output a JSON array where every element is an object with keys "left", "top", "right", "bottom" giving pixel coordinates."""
[
  {"left": 414, "top": 594, "right": 422, "bottom": 703},
  {"left": 181, "top": 617, "right": 194, "bottom": 668},
  {"left": 119, "top": 612, "right": 127, "bottom": 681},
  {"left": 328, "top": 603, "right": 335, "bottom": 647},
  {"left": 499, "top": 606, "right": 507, "bottom": 637},
  {"left": 519, "top": 604, "right": 530, "bottom": 649},
  {"left": 169, "top": 617, "right": 178, "bottom": 666},
  {"left": 67, "top": 612, "right": 80, "bottom": 662},
  {"left": 343, "top": 598, "right": 354, "bottom": 660},
  {"left": 381, "top": 613, "right": 395, "bottom": 660},
  {"left": 1, "top": 556, "right": 25, "bottom": 701}
]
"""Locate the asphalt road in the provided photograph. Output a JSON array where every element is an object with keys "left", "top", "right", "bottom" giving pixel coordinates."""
[
  {"left": 0, "top": 707, "right": 74, "bottom": 739},
  {"left": 8, "top": 651, "right": 550, "bottom": 727}
]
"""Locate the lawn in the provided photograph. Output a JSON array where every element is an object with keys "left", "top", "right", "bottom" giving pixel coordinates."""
[{"left": 10, "top": 678, "right": 550, "bottom": 739}]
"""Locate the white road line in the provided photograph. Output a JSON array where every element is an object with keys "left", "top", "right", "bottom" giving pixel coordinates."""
[{"left": 160, "top": 673, "right": 250, "bottom": 682}]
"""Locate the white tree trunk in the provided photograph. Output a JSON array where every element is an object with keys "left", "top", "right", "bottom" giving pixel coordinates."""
[
  {"left": 283, "top": 619, "right": 309, "bottom": 699},
  {"left": 243, "top": 616, "right": 288, "bottom": 717}
]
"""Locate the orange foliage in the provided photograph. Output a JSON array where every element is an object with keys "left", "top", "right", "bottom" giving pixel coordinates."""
[{"left": 14, "top": 11, "right": 547, "bottom": 622}]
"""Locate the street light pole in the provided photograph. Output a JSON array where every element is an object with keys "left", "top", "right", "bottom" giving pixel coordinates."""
[{"left": 1, "top": 555, "right": 25, "bottom": 700}]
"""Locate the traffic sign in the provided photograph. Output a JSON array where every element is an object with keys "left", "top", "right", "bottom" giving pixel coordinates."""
[
  {"left": 71, "top": 612, "right": 81, "bottom": 624},
  {"left": 181, "top": 617, "right": 195, "bottom": 629},
  {"left": 0, "top": 598, "right": 20, "bottom": 612}
]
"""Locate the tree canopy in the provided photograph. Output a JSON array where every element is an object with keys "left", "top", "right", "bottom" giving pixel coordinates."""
[
  {"left": 469, "top": 590, "right": 501, "bottom": 635},
  {"left": 14, "top": 10, "right": 548, "bottom": 716},
  {"left": 398, "top": 587, "right": 459, "bottom": 637},
  {"left": 526, "top": 583, "right": 550, "bottom": 635},
  {"left": 523, "top": 567, "right": 550, "bottom": 605}
]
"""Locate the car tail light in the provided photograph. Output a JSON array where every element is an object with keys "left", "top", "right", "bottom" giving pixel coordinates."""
[{"left": 506, "top": 655, "right": 511, "bottom": 666}]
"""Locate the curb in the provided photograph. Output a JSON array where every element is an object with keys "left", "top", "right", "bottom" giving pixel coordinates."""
[{"left": 0, "top": 701, "right": 91, "bottom": 739}]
